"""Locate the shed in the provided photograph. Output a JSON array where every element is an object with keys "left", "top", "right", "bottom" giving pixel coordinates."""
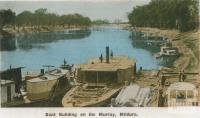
[
  {"left": 0, "top": 67, "right": 23, "bottom": 93},
  {"left": 1, "top": 79, "right": 16, "bottom": 104}
]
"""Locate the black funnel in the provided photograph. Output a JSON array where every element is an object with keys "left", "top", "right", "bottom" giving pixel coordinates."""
[{"left": 106, "top": 46, "right": 109, "bottom": 63}]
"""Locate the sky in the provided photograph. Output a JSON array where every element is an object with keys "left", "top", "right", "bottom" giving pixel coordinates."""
[{"left": 0, "top": 0, "right": 150, "bottom": 22}]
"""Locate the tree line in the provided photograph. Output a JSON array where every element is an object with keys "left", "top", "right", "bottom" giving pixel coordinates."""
[
  {"left": 0, "top": 8, "right": 92, "bottom": 31},
  {"left": 128, "top": 0, "right": 199, "bottom": 32}
]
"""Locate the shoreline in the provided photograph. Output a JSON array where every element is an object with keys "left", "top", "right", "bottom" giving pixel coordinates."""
[
  {"left": 125, "top": 26, "right": 199, "bottom": 72},
  {"left": 1, "top": 25, "right": 90, "bottom": 37},
  {"left": 1, "top": 24, "right": 130, "bottom": 37}
]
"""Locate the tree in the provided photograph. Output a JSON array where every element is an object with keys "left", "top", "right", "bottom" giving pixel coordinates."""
[
  {"left": 1, "top": 8, "right": 92, "bottom": 32},
  {"left": 128, "top": 0, "right": 199, "bottom": 32},
  {"left": 0, "top": 9, "right": 15, "bottom": 31},
  {"left": 15, "top": 11, "right": 34, "bottom": 27}
]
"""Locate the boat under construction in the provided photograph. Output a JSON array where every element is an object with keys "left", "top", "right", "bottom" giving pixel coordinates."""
[
  {"left": 62, "top": 46, "right": 136, "bottom": 107},
  {"left": 26, "top": 68, "right": 69, "bottom": 101}
]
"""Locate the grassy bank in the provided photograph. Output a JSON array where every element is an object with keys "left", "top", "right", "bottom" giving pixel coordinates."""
[{"left": 126, "top": 26, "right": 199, "bottom": 72}]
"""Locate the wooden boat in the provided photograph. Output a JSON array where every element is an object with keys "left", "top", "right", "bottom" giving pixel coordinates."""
[
  {"left": 62, "top": 47, "right": 136, "bottom": 107},
  {"left": 62, "top": 83, "right": 121, "bottom": 107},
  {"left": 26, "top": 68, "right": 69, "bottom": 101}
]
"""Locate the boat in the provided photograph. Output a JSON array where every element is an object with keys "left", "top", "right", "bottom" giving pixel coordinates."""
[
  {"left": 62, "top": 83, "right": 121, "bottom": 107},
  {"left": 154, "top": 46, "right": 178, "bottom": 59},
  {"left": 26, "top": 68, "right": 70, "bottom": 101},
  {"left": 154, "top": 52, "right": 162, "bottom": 59},
  {"left": 160, "top": 46, "right": 178, "bottom": 56},
  {"left": 62, "top": 46, "right": 137, "bottom": 107}
]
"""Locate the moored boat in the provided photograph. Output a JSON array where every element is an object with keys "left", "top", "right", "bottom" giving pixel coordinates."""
[
  {"left": 155, "top": 46, "right": 179, "bottom": 59},
  {"left": 26, "top": 68, "right": 69, "bottom": 101}
]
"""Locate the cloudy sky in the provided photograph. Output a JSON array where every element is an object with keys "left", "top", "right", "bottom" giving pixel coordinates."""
[{"left": 0, "top": 0, "right": 150, "bottom": 22}]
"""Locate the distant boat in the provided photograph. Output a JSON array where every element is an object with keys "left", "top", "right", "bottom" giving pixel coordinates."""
[
  {"left": 154, "top": 52, "right": 162, "bottom": 59},
  {"left": 160, "top": 46, "right": 178, "bottom": 56},
  {"left": 154, "top": 46, "right": 178, "bottom": 59}
]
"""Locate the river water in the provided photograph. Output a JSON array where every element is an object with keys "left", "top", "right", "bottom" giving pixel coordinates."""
[{"left": 0, "top": 26, "right": 176, "bottom": 74}]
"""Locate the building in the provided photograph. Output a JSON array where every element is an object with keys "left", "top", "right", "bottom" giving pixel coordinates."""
[
  {"left": 166, "top": 82, "right": 198, "bottom": 107},
  {"left": 0, "top": 67, "right": 23, "bottom": 93},
  {"left": 1, "top": 79, "right": 16, "bottom": 104},
  {"left": 76, "top": 55, "right": 136, "bottom": 84}
]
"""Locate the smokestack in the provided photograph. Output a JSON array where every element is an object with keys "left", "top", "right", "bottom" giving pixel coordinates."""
[
  {"left": 106, "top": 46, "right": 109, "bottom": 63},
  {"left": 41, "top": 69, "right": 44, "bottom": 75}
]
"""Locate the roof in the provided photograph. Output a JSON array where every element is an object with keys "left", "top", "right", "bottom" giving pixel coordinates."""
[
  {"left": 27, "top": 68, "right": 68, "bottom": 83},
  {"left": 0, "top": 67, "right": 23, "bottom": 73},
  {"left": 1, "top": 79, "right": 15, "bottom": 85},
  {"left": 167, "top": 82, "right": 196, "bottom": 91},
  {"left": 76, "top": 56, "right": 135, "bottom": 72}
]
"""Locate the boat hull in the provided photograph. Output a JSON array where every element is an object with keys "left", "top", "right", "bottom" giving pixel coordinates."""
[
  {"left": 62, "top": 84, "right": 122, "bottom": 107},
  {"left": 27, "top": 79, "right": 58, "bottom": 101}
]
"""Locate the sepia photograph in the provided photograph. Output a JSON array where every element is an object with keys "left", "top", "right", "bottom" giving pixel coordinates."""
[{"left": 0, "top": 0, "right": 199, "bottom": 117}]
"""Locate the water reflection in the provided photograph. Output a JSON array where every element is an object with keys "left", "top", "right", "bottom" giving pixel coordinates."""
[
  {"left": 0, "top": 37, "right": 17, "bottom": 51},
  {"left": 0, "top": 29, "right": 91, "bottom": 51}
]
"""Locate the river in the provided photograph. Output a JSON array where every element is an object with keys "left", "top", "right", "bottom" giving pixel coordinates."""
[{"left": 0, "top": 26, "right": 176, "bottom": 74}]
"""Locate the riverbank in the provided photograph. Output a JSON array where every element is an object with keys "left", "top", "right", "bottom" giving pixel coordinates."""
[
  {"left": 1, "top": 24, "right": 131, "bottom": 37},
  {"left": 126, "top": 26, "right": 199, "bottom": 72},
  {"left": 1, "top": 25, "right": 90, "bottom": 37}
]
